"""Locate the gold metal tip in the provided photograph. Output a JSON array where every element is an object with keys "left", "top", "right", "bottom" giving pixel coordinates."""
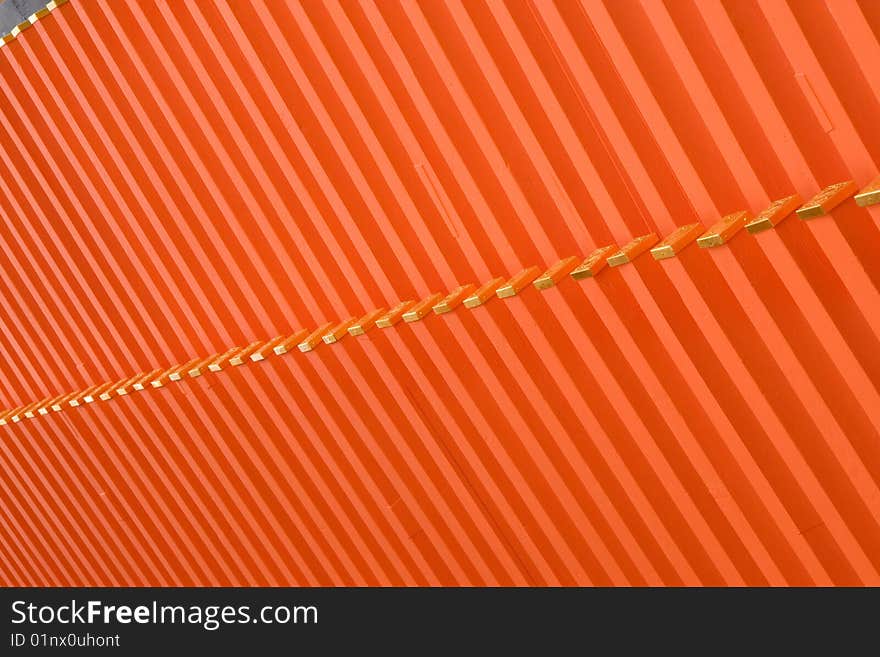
[
  {"left": 747, "top": 193, "right": 800, "bottom": 232},
  {"left": 795, "top": 205, "right": 826, "bottom": 220},
  {"left": 322, "top": 318, "right": 356, "bottom": 344},
  {"left": 273, "top": 330, "right": 309, "bottom": 355},
  {"left": 745, "top": 218, "right": 773, "bottom": 234},
  {"left": 348, "top": 309, "right": 386, "bottom": 336},
  {"left": 650, "top": 244, "right": 673, "bottom": 260},
  {"left": 651, "top": 224, "right": 702, "bottom": 260},
  {"left": 433, "top": 284, "right": 475, "bottom": 314},
  {"left": 116, "top": 372, "right": 138, "bottom": 395},
  {"left": 168, "top": 357, "right": 201, "bottom": 381},
  {"left": 697, "top": 211, "right": 749, "bottom": 248},
  {"left": 463, "top": 277, "right": 504, "bottom": 308},
  {"left": 39, "top": 396, "right": 63, "bottom": 414},
  {"left": 607, "top": 234, "right": 658, "bottom": 267},
  {"left": 49, "top": 394, "right": 70, "bottom": 410},
  {"left": 248, "top": 335, "right": 285, "bottom": 361},
  {"left": 605, "top": 251, "right": 628, "bottom": 267},
  {"left": 69, "top": 385, "right": 102, "bottom": 406},
  {"left": 696, "top": 234, "right": 722, "bottom": 248},
  {"left": 187, "top": 354, "right": 218, "bottom": 377},
  {"left": 11, "top": 21, "right": 31, "bottom": 37},
  {"left": 855, "top": 190, "right": 880, "bottom": 208},
  {"left": 154, "top": 368, "right": 179, "bottom": 388},
  {"left": 130, "top": 369, "right": 163, "bottom": 391},
  {"left": 496, "top": 267, "right": 540, "bottom": 299},
  {"left": 76, "top": 383, "right": 106, "bottom": 406},
  {"left": 796, "top": 181, "right": 857, "bottom": 219},
  {"left": 229, "top": 340, "right": 262, "bottom": 366},
  {"left": 29, "top": 8, "right": 50, "bottom": 23},
  {"left": 376, "top": 301, "right": 415, "bottom": 328},
  {"left": 298, "top": 323, "right": 334, "bottom": 352},
  {"left": 571, "top": 245, "right": 617, "bottom": 279},
  {"left": 855, "top": 176, "right": 880, "bottom": 208},
  {"left": 207, "top": 346, "right": 242, "bottom": 371},
  {"left": 84, "top": 383, "right": 113, "bottom": 403},
  {"left": 534, "top": 256, "right": 579, "bottom": 290},
  {"left": 19, "top": 401, "right": 42, "bottom": 419},
  {"left": 403, "top": 293, "right": 443, "bottom": 322}
]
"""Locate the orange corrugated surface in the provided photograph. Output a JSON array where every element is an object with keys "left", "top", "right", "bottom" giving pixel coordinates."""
[{"left": 0, "top": 0, "right": 879, "bottom": 586}]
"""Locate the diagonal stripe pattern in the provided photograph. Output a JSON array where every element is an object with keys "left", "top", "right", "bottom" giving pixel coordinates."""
[{"left": 0, "top": 0, "right": 879, "bottom": 585}]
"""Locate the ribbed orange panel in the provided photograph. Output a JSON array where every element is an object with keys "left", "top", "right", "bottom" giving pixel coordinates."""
[{"left": 0, "top": 0, "right": 879, "bottom": 586}]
